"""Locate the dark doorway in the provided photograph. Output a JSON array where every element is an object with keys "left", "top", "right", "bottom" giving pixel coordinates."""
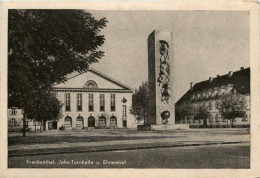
[
  {"left": 123, "top": 120, "right": 127, "bottom": 128},
  {"left": 88, "top": 117, "right": 95, "bottom": 127},
  {"left": 53, "top": 121, "right": 57, "bottom": 129},
  {"left": 110, "top": 116, "right": 117, "bottom": 128}
]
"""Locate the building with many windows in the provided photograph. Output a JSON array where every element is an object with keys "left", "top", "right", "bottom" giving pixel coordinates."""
[
  {"left": 175, "top": 67, "right": 250, "bottom": 128},
  {"left": 46, "top": 68, "right": 135, "bottom": 130}
]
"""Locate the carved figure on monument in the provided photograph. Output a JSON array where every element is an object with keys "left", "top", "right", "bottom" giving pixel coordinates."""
[
  {"left": 157, "top": 40, "right": 171, "bottom": 104},
  {"left": 161, "top": 110, "right": 170, "bottom": 125}
]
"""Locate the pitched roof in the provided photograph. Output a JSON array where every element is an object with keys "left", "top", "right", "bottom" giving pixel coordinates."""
[
  {"left": 88, "top": 68, "right": 134, "bottom": 91},
  {"left": 53, "top": 68, "right": 134, "bottom": 91},
  {"left": 176, "top": 67, "right": 250, "bottom": 105}
]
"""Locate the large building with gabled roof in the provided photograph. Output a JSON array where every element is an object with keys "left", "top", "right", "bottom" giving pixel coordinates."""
[
  {"left": 48, "top": 68, "right": 136, "bottom": 130},
  {"left": 176, "top": 67, "right": 250, "bottom": 128}
]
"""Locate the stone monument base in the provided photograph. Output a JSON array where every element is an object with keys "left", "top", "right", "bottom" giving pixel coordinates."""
[
  {"left": 137, "top": 124, "right": 189, "bottom": 131},
  {"left": 151, "top": 124, "right": 189, "bottom": 131}
]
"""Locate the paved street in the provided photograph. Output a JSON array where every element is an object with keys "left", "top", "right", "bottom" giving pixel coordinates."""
[
  {"left": 8, "top": 143, "right": 249, "bottom": 168},
  {"left": 8, "top": 128, "right": 250, "bottom": 168}
]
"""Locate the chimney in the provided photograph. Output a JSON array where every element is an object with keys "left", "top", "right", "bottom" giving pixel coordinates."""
[
  {"left": 209, "top": 77, "right": 213, "bottom": 83},
  {"left": 217, "top": 74, "right": 220, "bottom": 78},
  {"left": 228, "top": 71, "right": 233, "bottom": 78},
  {"left": 241, "top": 67, "right": 244, "bottom": 71},
  {"left": 190, "top": 82, "right": 193, "bottom": 90}
]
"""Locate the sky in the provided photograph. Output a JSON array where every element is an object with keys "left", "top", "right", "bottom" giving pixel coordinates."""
[{"left": 88, "top": 10, "right": 250, "bottom": 101}]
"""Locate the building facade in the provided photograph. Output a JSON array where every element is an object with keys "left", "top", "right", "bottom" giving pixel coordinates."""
[
  {"left": 47, "top": 69, "right": 135, "bottom": 130},
  {"left": 8, "top": 107, "right": 45, "bottom": 132},
  {"left": 176, "top": 67, "right": 250, "bottom": 128},
  {"left": 8, "top": 107, "right": 23, "bottom": 131}
]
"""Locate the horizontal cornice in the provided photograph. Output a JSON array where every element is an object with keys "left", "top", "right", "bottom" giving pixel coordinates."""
[{"left": 53, "top": 87, "right": 134, "bottom": 93}]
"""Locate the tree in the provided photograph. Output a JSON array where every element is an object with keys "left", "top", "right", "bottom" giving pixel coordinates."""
[
  {"left": 220, "top": 93, "right": 247, "bottom": 128},
  {"left": 194, "top": 104, "right": 211, "bottom": 127},
  {"left": 26, "top": 90, "right": 63, "bottom": 132},
  {"left": 175, "top": 101, "right": 196, "bottom": 124},
  {"left": 130, "top": 81, "right": 149, "bottom": 125},
  {"left": 8, "top": 10, "right": 107, "bottom": 136}
]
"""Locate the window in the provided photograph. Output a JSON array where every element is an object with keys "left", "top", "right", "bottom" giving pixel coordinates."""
[
  {"left": 100, "top": 94, "right": 105, "bottom": 111},
  {"left": 123, "top": 105, "right": 127, "bottom": 117},
  {"left": 110, "top": 94, "right": 115, "bottom": 111},
  {"left": 208, "top": 103, "right": 212, "bottom": 110},
  {"left": 65, "top": 93, "right": 71, "bottom": 111},
  {"left": 215, "top": 102, "right": 218, "bottom": 109},
  {"left": 11, "top": 108, "right": 17, "bottom": 115},
  {"left": 11, "top": 118, "right": 17, "bottom": 126},
  {"left": 89, "top": 94, "right": 94, "bottom": 111},
  {"left": 77, "top": 94, "right": 82, "bottom": 111},
  {"left": 84, "top": 80, "right": 98, "bottom": 88}
]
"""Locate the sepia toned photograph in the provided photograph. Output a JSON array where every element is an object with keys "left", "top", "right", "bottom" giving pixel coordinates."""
[
  {"left": 1, "top": 2, "right": 259, "bottom": 177},
  {"left": 6, "top": 9, "right": 252, "bottom": 169}
]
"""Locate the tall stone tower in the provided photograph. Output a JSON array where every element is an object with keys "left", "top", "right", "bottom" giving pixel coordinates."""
[{"left": 148, "top": 30, "right": 175, "bottom": 126}]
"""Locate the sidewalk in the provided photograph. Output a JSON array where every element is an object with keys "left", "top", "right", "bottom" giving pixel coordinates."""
[{"left": 8, "top": 131, "right": 250, "bottom": 157}]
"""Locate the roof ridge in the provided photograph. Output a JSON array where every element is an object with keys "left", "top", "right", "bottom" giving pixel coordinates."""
[
  {"left": 194, "top": 67, "right": 250, "bottom": 85},
  {"left": 176, "top": 67, "right": 250, "bottom": 105},
  {"left": 53, "top": 68, "right": 134, "bottom": 91},
  {"left": 89, "top": 68, "right": 134, "bottom": 91}
]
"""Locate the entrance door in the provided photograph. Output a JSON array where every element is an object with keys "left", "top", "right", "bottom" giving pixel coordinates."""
[
  {"left": 123, "top": 120, "right": 127, "bottom": 128},
  {"left": 53, "top": 121, "right": 57, "bottom": 129},
  {"left": 48, "top": 122, "right": 53, "bottom": 130},
  {"left": 64, "top": 117, "right": 72, "bottom": 127},
  {"left": 88, "top": 117, "right": 95, "bottom": 127}
]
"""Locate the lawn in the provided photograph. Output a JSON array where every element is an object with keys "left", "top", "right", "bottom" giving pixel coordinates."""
[
  {"left": 8, "top": 128, "right": 249, "bottom": 146},
  {"left": 8, "top": 135, "right": 183, "bottom": 146}
]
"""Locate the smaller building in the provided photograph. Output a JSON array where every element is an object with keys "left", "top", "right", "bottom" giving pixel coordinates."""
[
  {"left": 176, "top": 67, "right": 250, "bottom": 128},
  {"left": 8, "top": 107, "right": 42, "bottom": 132},
  {"left": 8, "top": 107, "right": 23, "bottom": 131}
]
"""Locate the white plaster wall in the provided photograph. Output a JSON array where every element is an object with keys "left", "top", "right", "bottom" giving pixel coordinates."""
[{"left": 56, "top": 91, "right": 135, "bottom": 129}]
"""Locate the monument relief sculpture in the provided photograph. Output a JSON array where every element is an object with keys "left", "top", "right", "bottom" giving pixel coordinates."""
[
  {"left": 157, "top": 40, "right": 171, "bottom": 105},
  {"left": 148, "top": 30, "right": 179, "bottom": 127},
  {"left": 161, "top": 110, "right": 170, "bottom": 125}
]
